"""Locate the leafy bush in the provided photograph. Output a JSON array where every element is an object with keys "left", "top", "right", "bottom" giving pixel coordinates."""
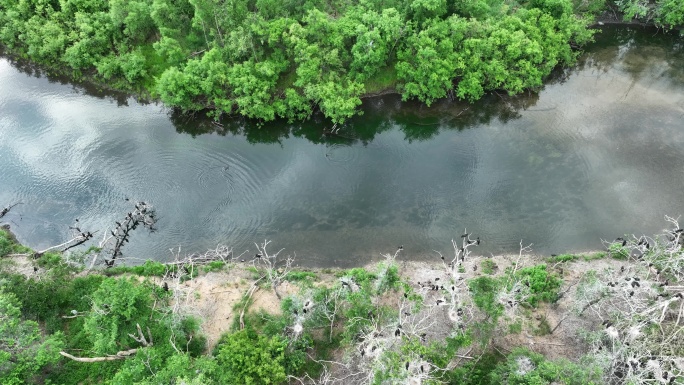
[
  {"left": 490, "top": 348, "right": 602, "bottom": 385},
  {"left": 469, "top": 276, "right": 503, "bottom": 319},
  {"left": 213, "top": 329, "right": 289, "bottom": 385},
  {"left": 608, "top": 242, "right": 629, "bottom": 260},
  {"left": 0, "top": 289, "right": 65, "bottom": 385},
  {"left": 83, "top": 277, "right": 156, "bottom": 354},
  {"left": 513, "top": 264, "right": 562, "bottom": 307},
  {"left": 374, "top": 262, "right": 401, "bottom": 293}
]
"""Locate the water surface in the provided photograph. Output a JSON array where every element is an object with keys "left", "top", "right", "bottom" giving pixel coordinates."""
[{"left": 1, "top": 27, "right": 683, "bottom": 267}]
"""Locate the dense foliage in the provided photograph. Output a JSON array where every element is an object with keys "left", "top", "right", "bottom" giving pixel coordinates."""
[
  {"left": 0, "top": 0, "right": 603, "bottom": 123},
  {"left": 615, "top": 0, "right": 684, "bottom": 28}
]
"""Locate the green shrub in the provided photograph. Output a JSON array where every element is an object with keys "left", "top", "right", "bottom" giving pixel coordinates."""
[
  {"left": 490, "top": 348, "right": 602, "bottom": 385},
  {"left": 213, "top": 329, "right": 289, "bottom": 385},
  {"left": 447, "top": 351, "right": 504, "bottom": 384},
  {"left": 284, "top": 270, "right": 317, "bottom": 282},
  {"left": 481, "top": 259, "right": 497, "bottom": 275},
  {"left": 203, "top": 260, "right": 226, "bottom": 273},
  {"left": 0, "top": 229, "right": 31, "bottom": 257},
  {"left": 469, "top": 277, "right": 503, "bottom": 319},
  {"left": 608, "top": 242, "right": 629, "bottom": 260},
  {"left": 375, "top": 262, "right": 401, "bottom": 293},
  {"left": 513, "top": 264, "right": 562, "bottom": 307}
]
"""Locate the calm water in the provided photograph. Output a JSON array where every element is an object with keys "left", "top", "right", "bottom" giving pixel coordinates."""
[{"left": 1, "top": 27, "right": 683, "bottom": 267}]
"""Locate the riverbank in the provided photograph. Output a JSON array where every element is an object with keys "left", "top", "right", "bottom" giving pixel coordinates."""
[{"left": 2, "top": 223, "right": 683, "bottom": 384}]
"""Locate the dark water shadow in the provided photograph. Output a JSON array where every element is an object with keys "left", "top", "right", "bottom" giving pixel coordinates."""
[
  {"left": 172, "top": 90, "right": 544, "bottom": 146},
  {"left": 0, "top": 46, "right": 144, "bottom": 107}
]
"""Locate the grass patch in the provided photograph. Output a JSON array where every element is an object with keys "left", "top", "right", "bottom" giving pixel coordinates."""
[
  {"left": 363, "top": 65, "right": 398, "bottom": 95},
  {"left": 583, "top": 251, "right": 607, "bottom": 261},
  {"left": 481, "top": 259, "right": 497, "bottom": 275},
  {"left": 548, "top": 253, "right": 578, "bottom": 263},
  {"left": 284, "top": 270, "right": 318, "bottom": 282},
  {"left": 0, "top": 228, "right": 31, "bottom": 257},
  {"left": 203, "top": 260, "right": 226, "bottom": 273}
]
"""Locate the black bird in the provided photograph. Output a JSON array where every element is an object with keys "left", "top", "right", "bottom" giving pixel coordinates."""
[
  {"left": 620, "top": 266, "right": 625, "bottom": 273},
  {"left": 476, "top": 237, "right": 480, "bottom": 245},
  {"left": 398, "top": 245, "right": 403, "bottom": 250},
  {"left": 435, "top": 277, "right": 440, "bottom": 281},
  {"left": 303, "top": 308, "right": 307, "bottom": 314},
  {"left": 405, "top": 362, "right": 409, "bottom": 370},
  {"left": 163, "top": 282, "right": 169, "bottom": 291},
  {"left": 420, "top": 365, "right": 424, "bottom": 373},
  {"left": 629, "top": 291, "right": 634, "bottom": 297},
  {"left": 461, "top": 233, "right": 469, "bottom": 238},
  {"left": 255, "top": 253, "right": 262, "bottom": 259},
  {"left": 403, "top": 292, "right": 408, "bottom": 298},
  {"left": 602, "top": 320, "right": 613, "bottom": 328},
  {"left": 395, "top": 328, "right": 401, "bottom": 337},
  {"left": 33, "top": 266, "right": 38, "bottom": 272},
  {"left": 436, "top": 299, "right": 444, "bottom": 305},
  {"left": 441, "top": 255, "right": 445, "bottom": 260},
  {"left": 631, "top": 281, "right": 640, "bottom": 288},
  {"left": 420, "top": 333, "right": 426, "bottom": 342}
]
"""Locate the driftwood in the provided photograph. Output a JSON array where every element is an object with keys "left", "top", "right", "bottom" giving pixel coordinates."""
[
  {"left": 60, "top": 323, "right": 152, "bottom": 363},
  {"left": 59, "top": 349, "right": 139, "bottom": 362},
  {"left": 0, "top": 202, "right": 22, "bottom": 219}
]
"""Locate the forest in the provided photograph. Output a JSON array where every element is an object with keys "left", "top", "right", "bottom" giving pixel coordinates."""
[{"left": 0, "top": 0, "right": 680, "bottom": 123}]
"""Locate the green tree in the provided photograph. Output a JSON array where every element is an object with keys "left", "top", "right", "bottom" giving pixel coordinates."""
[{"left": 0, "top": 290, "right": 64, "bottom": 385}]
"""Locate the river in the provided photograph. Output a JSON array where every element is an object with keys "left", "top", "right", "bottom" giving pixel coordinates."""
[{"left": 1, "top": 26, "right": 683, "bottom": 267}]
